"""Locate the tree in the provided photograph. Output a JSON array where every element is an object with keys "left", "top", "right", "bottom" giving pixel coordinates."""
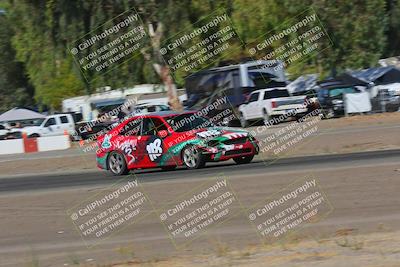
[{"left": 0, "top": 5, "right": 33, "bottom": 112}]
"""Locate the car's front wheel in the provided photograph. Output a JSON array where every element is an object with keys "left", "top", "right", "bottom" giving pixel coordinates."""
[
  {"left": 182, "top": 146, "right": 205, "bottom": 169},
  {"left": 107, "top": 151, "right": 129, "bottom": 175},
  {"left": 323, "top": 108, "right": 335, "bottom": 119},
  {"left": 233, "top": 155, "right": 254, "bottom": 164}
]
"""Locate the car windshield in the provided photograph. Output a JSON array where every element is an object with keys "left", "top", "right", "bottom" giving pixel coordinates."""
[
  {"left": 329, "top": 87, "right": 356, "bottom": 98},
  {"left": 166, "top": 114, "right": 214, "bottom": 132},
  {"left": 32, "top": 118, "right": 45, "bottom": 126}
]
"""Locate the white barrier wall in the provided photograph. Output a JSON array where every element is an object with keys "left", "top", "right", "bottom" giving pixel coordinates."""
[
  {"left": 0, "top": 135, "right": 71, "bottom": 155},
  {"left": 0, "top": 139, "right": 24, "bottom": 155},
  {"left": 37, "top": 135, "right": 71, "bottom": 152},
  {"left": 345, "top": 92, "right": 372, "bottom": 114}
]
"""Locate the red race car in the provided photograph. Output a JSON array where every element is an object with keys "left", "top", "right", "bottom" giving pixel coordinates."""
[{"left": 96, "top": 111, "right": 259, "bottom": 175}]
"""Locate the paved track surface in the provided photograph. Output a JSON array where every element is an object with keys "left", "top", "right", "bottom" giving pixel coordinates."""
[{"left": 0, "top": 149, "right": 399, "bottom": 192}]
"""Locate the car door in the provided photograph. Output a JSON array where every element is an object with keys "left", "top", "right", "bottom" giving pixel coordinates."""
[
  {"left": 117, "top": 117, "right": 143, "bottom": 168},
  {"left": 42, "top": 117, "right": 58, "bottom": 136},
  {"left": 253, "top": 91, "right": 266, "bottom": 118},
  {"left": 59, "top": 115, "right": 74, "bottom": 134},
  {"left": 150, "top": 117, "right": 179, "bottom": 166},
  {"left": 245, "top": 92, "right": 260, "bottom": 119},
  {"left": 139, "top": 117, "right": 167, "bottom": 167}
]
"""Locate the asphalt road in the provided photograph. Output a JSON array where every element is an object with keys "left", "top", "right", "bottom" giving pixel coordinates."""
[{"left": 0, "top": 149, "right": 398, "bottom": 192}]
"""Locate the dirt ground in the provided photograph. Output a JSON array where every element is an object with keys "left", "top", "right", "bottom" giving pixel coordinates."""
[
  {"left": 113, "top": 231, "right": 400, "bottom": 267},
  {"left": 0, "top": 112, "right": 399, "bottom": 177}
]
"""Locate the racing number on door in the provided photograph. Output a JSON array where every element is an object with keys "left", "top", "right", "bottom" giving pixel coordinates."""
[{"left": 146, "top": 138, "right": 163, "bottom": 161}]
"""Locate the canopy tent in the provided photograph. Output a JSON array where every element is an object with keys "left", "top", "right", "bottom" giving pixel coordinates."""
[
  {"left": 0, "top": 108, "right": 45, "bottom": 122},
  {"left": 347, "top": 66, "right": 400, "bottom": 85},
  {"left": 317, "top": 74, "right": 370, "bottom": 89},
  {"left": 287, "top": 74, "right": 319, "bottom": 94},
  {"left": 345, "top": 67, "right": 400, "bottom": 99}
]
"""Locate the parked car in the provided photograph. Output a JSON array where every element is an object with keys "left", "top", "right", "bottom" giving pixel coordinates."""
[
  {"left": 130, "top": 103, "right": 170, "bottom": 115},
  {"left": 75, "top": 120, "right": 115, "bottom": 140},
  {"left": 96, "top": 111, "right": 259, "bottom": 175},
  {"left": 0, "top": 124, "right": 22, "bottom": 140},
  {"left": 20, "top": 114, "right": 75, "bottom": 138},
  {"left": 371, "top": 88, "right": 400, "bottom": 112},
  {"left": 0, "top": 124, "right": 8, "bottom": 139},
  {"left": 316, "top": 86, "right": 361, "bottom": 118},
  {"left": 238, "top": 87, "right": 309, "bottom": 127}
]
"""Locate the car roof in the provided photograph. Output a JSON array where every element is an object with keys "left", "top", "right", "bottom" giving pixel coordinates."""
[
  {"left": 134, "top": 103, "right": 167, "bottom": 107},
  {"left": 132, "top": 110, "right": 196, "bottom": 118},
  {"left": 252, "top": 87, "right": 287, "bottom": 93}
]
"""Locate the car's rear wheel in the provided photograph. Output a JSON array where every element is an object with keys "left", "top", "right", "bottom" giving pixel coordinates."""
[
  {"left": 182, "top": 146, "right": 205, "bottom": 169},
  {"left": 233, "top": 155, "right": 254, "bottom": 164},
  {"left": 239, "top": 112, "right": 249, "bottom": 128},
  {"left": 107, "top": 151, "right": 129, "bottom": 175},
  {"left": 263, "top": 110, "right": 271, "bottom": 126},
  {"left": 28, "top": 133, "right": 40, "bottom": 138}
]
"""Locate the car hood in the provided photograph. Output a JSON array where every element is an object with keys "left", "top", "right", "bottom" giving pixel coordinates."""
[
  {"left": 19, "top": 126, "right": 41, "bottom": 134},
  {"left": 190, "top": 127, "right": 249, "bottom": 140}
]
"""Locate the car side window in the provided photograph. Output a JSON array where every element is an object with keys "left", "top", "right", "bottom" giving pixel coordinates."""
[
  {"left": 159, "top": 105, "right": 169, "bottom": 111},
  {"left": 119, "top": 118, "right": 142, "bottom": 136},
  {"left": 147, "top": 106, "right": 156, "bottom": 112},
  {"left": 44, "top": 118, "right": 56, "bottom": 127},
  {"left": 141, "top": 118, "right": 157, "bottom": 136},
  {"left": 248, "top": 92, "right": 259, "bottom": 103},
  {"left": 0, "top": 125, "right": 4, "bottom": 130},
  {"left": 263, "top": 89, "right": 290, "bottom": 99},
  {"left": 60, "top": 116, "right": 68, "bottom": 124},
  {"left": 151, "top": 118, "right": 168, "bottom": 133}
]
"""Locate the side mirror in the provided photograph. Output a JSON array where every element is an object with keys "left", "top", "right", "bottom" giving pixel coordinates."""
[{"left": 157, "top": 130, "right": 168, "bottom": 138}]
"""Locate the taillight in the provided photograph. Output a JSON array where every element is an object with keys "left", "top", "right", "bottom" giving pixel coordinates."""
[{"left": 271, "top": 101, "right": 277, "bottom": 108}]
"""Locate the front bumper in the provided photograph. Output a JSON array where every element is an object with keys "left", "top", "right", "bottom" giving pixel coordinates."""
[
  {"left": 200, "top": 140, "right": 259, "bottom": 161},
  {"left": 270, "top": 108, "right": 308, "bottom": 117}
]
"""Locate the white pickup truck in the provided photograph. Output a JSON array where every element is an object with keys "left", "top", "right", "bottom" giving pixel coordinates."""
[
  {"left": 238, "top": 87, "right": 309, "bottom": 127},
  {"left": 21, "top": 114, "right": 75, "bottom": 138}
]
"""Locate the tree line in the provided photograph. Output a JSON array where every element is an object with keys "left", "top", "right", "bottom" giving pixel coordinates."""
[{"left": 0, "top": 0, "right": 399, "bottom": 112}]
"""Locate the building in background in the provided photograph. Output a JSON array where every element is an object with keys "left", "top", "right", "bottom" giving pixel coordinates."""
[{"left": 62, "top": 84, "right": 186, "bottom": 121}]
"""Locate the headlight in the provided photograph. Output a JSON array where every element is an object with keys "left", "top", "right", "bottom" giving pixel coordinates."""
[{"left": 331, "top": 99, "right": 343, "bottom": 105}]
